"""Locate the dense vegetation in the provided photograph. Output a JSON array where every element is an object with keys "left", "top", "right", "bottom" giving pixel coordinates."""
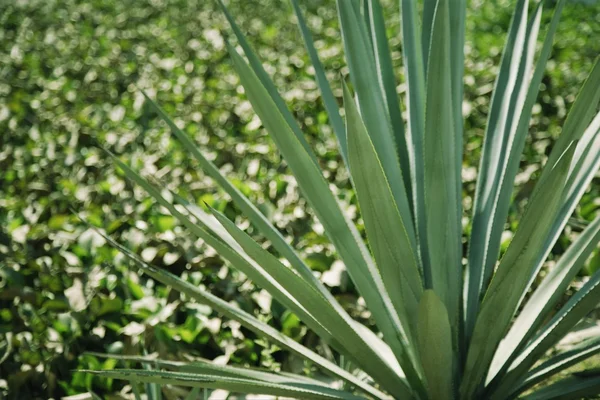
[{"left": 1, "top": 0, "right": 600, "bottom": 398}]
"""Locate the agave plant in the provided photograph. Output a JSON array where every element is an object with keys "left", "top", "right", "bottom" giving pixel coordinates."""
[{"left": 83, "top": 0, "right": 600, "bottom": 398}]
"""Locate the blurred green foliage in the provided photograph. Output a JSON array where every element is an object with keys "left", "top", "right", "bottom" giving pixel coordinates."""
[{"left": 0, "top": 0, "right": 599, "bottom": 398}]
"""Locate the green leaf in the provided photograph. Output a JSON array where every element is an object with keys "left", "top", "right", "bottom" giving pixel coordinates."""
[
  {"left": 423, "top": 0, "right": 462, "bottom": 348},
  {"left": 208, "top": 207, "right": 409, "bottom": 396},
  {"left": 421, "top": 0, "right": 436, "bottom": 71},
  {"left": 461, "top": 140, "right": 576, "bottom": 399},
  {"left": 225, "top": 38, "right": 420, "bottom": 396},
  {"left": 86, "top": 353, "right": 331, "bottom": 388},
  {"left": 172, "top": 194, "right": 408, "bottom": 392},
  {"left": 521, "top": 58, "right": 600, "bottom": 289},
  {"left": 217, "top": 0, "right": 318, "bottom": 167},
  {"left": 514, "top": 337, "right": 600, "bottom": 397},
  {"left": 336, "top": 0, "right": 413, "bottom": 229},
  {"left": 184, "top": 387, "right": 201, "bottom": 400},
  {"left": 523, "top": 375, "right": 600, "bottom": 400},
  {"left": 344, "top": 81, "right": 423, "bottom": 338},
  {"left": 107, "top": 151, "right": 328, "bottom": 343},
  {"left": 539, "top": 58, "right": 600, "bottom": 183},
  {"left": 82, "top": 221, "right": 386, "bottom": 399},
  {"left": 141, "top": 93, "right": 330, "bottom": 313},
  {"left": 488, "top": 214, "right": 600, "bottom": 384},
  {"left": 448, "top": 0, "right": 466, "bottom": 240},
  {"left": 465, "top": 0, "right": 541, "bottom": 341},
  {"left": 486, "top": 60, "right": 600, "bottom": 385},
  {"left": 469, "top": 3, "right": 569, "bottom": 339},
  {"left": 363, "top": 0, "right": 411, "bottom": 197},
  {"left": 417, "top": 290, "right": 454, "bottom": 400},
  {"left": 490, "top": 267, "right": 600, "bottom": 398},
  {"left": 400, "top": 0, "right": 429, "bottom": 287},
  {"left": 132, "top": 379, "right": 143, "bottom": 400},
  {"left": 290, "top": 0, "right": 347, "bottom": 166},
  {"left": 143, "top": 359, "right": 162, "bottom": 400},
  {"left": 82, "top": 369, "right": 363, "bottom": 400}
]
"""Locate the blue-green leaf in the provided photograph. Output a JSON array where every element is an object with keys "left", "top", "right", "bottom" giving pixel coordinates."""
[
  {"left": 423, "top": 0, "right": 462, "bottom": 348},
  {"left": 417, "top": 290, "right": 454, "bottom": 400}
]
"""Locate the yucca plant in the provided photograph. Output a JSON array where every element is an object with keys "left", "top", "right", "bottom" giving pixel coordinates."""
[{"left": 82, "top": 0, "right": 600, "bottom": 398}]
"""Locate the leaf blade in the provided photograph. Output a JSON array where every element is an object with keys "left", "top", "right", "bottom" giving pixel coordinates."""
[
  {"left": 522, "top": 375, "right": 600, "bottom": 400},
  {"left": 491, "top": 267, "right": 600, "bottom": 398},
  {"left": 82, "top": 221, "right": 388, "bottom": 400},
  {"left": 217, "top": 0, "right": 318, "bottom": 166},
  {"left": 225, "top": 39, "right": 421, "bottom": 396},
  {"left": 400, "top": 0, "right": 429, "bottom": 287},
  {"left": 488, "top": 213, "right": 600, "bottom": 383},
  {"left": 515, "top": 337, "right": 600, "bottom": 397},
  {"left": 345, "top": 82, "right": 423, "bottom": 338},
  {"left": 423, "top": 0, "right": 462, "bottom": 350},
  {"left": 290, "top": 0, "right": 347, "bottom": 165},
  {"left": 336, "top": 0, "right": 415, "bottom": 235},
  {"left": 364, "top": 0, "right": 411, "bottom": 196},
  {"left": 142, "top": 93, "right": 345, "bottom": 326},
  {"left": 462, "top": 140, "right": 577, "bottom": 398},
  {"left": 208, "top": 207, "right": 410, "bottom": 395},
  {"left": 82, "top": 369, "right": 363, "bottom": 400},
  {"left": 417, "top": 290, "right": 454, "bottom": 400},
  {"left": 465, "top": 0, "right": 538, "bottom": 341}
]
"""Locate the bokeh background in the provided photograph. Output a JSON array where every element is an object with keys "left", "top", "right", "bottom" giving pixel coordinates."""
[{"left": 1, "top": 0, "right": 600, "bottom": 398}]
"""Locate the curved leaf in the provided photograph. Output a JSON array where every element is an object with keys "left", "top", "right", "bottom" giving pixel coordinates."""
[
  {"left": 489, "top": 213, "right": 600, "bottom": 383},
  {"left": 82, "top": 221, "right": 388, "bottom": 400},
  {"left": 208, "top": 207, "right": 409, "bottom": 394},
  {"left": 82, "top": 369, "right": 364, "bottom": 400},
  {"left": 462, "top": 140, "right": 576, "bottom": 399},
  {"left": 514, "top": 337, "right": 600, "bottom": 397},
  {"left": 491, "top": 267, "right": 600, "bottom": 398},
  {"left": 225, "top": 39, "right": 419, "bottom": 398}
]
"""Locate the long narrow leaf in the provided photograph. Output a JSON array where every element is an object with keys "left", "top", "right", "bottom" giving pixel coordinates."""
[
  {"left": 518, "top": 58, "right": 600, "bottom": 292},
  {"left": 107, "top": 151, "right": 336, "bottom": 343},
  {"left": 471, "top": 0, "right": 566, "bottom": 323},
  {"left": 83, "top": 222, "right": 388, "bottom": 400},
  {"left": 488, "top": 213, "right": 600, "bottom": 383},
  {"left": 490, "top": 267, "right": 600, "bottom": 398},
  {"left": 225, "top": 39, "right": 424, "bottom": 397},
  {"left": 142, "top": 94, "right": 370, "bottom": 353},
  {"left": 449, "top": 0, "right": 466, "bottom": 247},
  {"left": 417, "top": 290, "right": 454, "bottom": 400},
  {"left": 461, "top": 140, "right": 576, "bottom": 399},
  {"left": 485, "top": 61, "right": 600, "bottom": 382},
  {"left": 336, "top": 0, "right": 415, "bottom": 236},
  {"left": 538, "top": 58, "right": 600, "bottom": 186},
  {"left": 86, "top": 353, "right": 331, "bottom": 387},
  {"left": 464, "top": 0, "right": 538, "bottom": 341},
  {"left": 523, "top": 375, "right": 600, "bottom": 400},
  {"left": 514, "top": 337, "right": 600, "bottom": 397},
  {"left": 184, "top": 387, "right": 201, "bottom": 400},
  {"left": 82, "top": 370, "right": 363, "bottom": 400},
  {"left": 170, "top": 192, "right": 406, "bottom": 382},
  {"left": 140, "top": 170, "right": 407, "bottom": 394},
  {"left": 217, "top": 0, "right": 318, "bottom": 166},
  {"left": 423, "top": 0, "right": 462, "bottom": 349},
  {"left": 400, "top": 0, "right": 430, "bottom": 287},
  {"left": 364, "top": 0, "right": 411, "bottom": 196},
  {"left": 482, "top": 0, "right": 563, "bottom": 301},
  {"left": 208, "top": 206, "right": 410, "bottom": 395},
  {"left": 345, "top": 81, "right": 423, "bottom": 336},
  {"left": 290, "top": 0, "right": 347, "bottom": 165},
  {"left": 421, "top": 0, "right": 436, "bottom": 71}
]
